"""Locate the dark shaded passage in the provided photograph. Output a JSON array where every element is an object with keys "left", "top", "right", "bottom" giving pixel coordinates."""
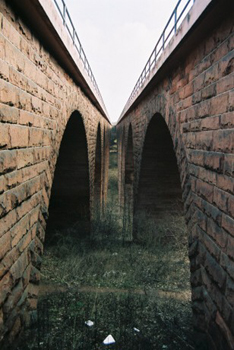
[
  {"left": 46, "top": 112, "right": 90, "bottom": 241},
  {"left": 124, "top": 125, "right": 134, "bottom": 239},
  {"left": 135, "top": 114, "right": 182, "bottom": 219},
  {"left": 125, "top": 125, "right": 134, "bottom": 186},
  {"left": 94, "top": 124, "right": 102, "bottom": 211}
]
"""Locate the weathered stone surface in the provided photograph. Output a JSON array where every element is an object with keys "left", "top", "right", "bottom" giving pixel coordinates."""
[
  {"left": 0, "top": 273, "right": 12, "bottom": 306},
  {"left": 0, "top": 0, "right": 110, "bottom": 346},
  {"left": 117, "top": 2, "right": 234, "bottom": 349}
]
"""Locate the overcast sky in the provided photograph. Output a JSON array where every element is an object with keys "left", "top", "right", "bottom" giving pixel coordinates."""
[{"left": 64, "top": 0, "right": 180, "bottom": 123}]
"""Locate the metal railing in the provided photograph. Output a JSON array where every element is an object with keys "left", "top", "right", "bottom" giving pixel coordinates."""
[
  {"left": 53, "top": 0, "right": 106, "bottom": 113},
  {"left": 120, "top": 0, "right": 195, "bottom": 119}
]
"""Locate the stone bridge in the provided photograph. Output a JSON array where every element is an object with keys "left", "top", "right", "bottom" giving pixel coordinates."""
[
  {"left": 0, "top": 0, "right": 110, "bottom": 346},
  {"left": 117, "top": 0, "right": 234, "bottom": 348},
  {"left": 0, "top": 0, "right": 234, "bottom": 348}
]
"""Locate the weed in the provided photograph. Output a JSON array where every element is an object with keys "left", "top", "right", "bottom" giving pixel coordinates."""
[
  {"left": 134, "top": 210, "right": 188, "bottom": 251},
  {"left": 18, "top": 290, "right": 194, "bottom": 350},
  {"left": 17, "top": 141, "right": 194, "bottom": 350}
]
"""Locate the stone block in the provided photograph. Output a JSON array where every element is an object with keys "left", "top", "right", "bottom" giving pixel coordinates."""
[
  {"left": 222, "top": 214, "right": 234, "bottom": 237},
  {"left": 0, "top": 103, "right": 19, "bottom": 124},
  {"left": 10, "top": 251, "right": 28, "bottom": 283},
  {"left": 3, "top": 280, "right": 23, "bottom": 314},
  {"left": 0, "top": 273, "right": 12, "bottom": 306},
  {"left": 16, "top": 149, "right": 34, "bottom": 169},
  {"left": 195, "top": 131, "right": 213, "bottom": 151},
  {"left": 227, "top": 193, "right": 234, "bottom": 218},
  {"left": 10, "top": 215, "right": 29, "bottom": 248},
  {"left": 217, "top": 174, "right": 234, "bottom": 194},
  {"left": 0, "top": 231, "right": 11, "bottom": 260},
  {"left": 28, "top": 128, "right": 44, "bottom": 147},
  {"left": 0, "top": 124, "right": 10, "bottom": 149},
  {"left": 207, "top": 218, "right": 228, "bottom": 250},
  {"left": 213, "top": 187, "right": 228, "bottom": 212},
  {"left": 213, "top": 129, "right": 234, "bottom": 153},
  {"left": 196, "top": 179, "right": 214, "bottom": 202},
  {"left": 225, "top": 277, "right": 234, "bottom": 307}
]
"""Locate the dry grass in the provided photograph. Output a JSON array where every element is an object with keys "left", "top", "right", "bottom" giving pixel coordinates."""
[{"left": 16, "top": 146, "right": 196, "bottom": 350}]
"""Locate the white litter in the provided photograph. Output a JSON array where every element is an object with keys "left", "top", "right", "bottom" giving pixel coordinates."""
[
  {"left": 85, "top": 320, "right": 94, "bottom": 327},
  {"left": 103, "top": 334, "right": 116, "bottom": 345},
  {"left": 133, "top": 327, "right": 140, "bottom": 333}
]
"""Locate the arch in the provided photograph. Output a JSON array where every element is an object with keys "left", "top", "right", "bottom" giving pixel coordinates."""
[
  {"left": 94, "top": 123, "right": 102, "bottom": 213},
  {"left": 135, "top": 114, "right": 183, "bottom": 225},
  {"left": 123, "top": 124, "right": 134, "bottom": 240},
  {"left": 46, "top": 111, "right": 90, "bottom": 240}
]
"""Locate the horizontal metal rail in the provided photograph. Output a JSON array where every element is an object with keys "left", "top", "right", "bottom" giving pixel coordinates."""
[
  {"left": 120, "top": 0, "right": 195, "bottom": 119},
  {"left": 53, "top": 0, "right": 106, "bottom": 113}
]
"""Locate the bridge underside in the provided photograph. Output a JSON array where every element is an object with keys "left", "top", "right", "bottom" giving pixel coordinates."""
[
  {"left": 46, "top": 112, "right": 90, "bottom": 242},
  {"left": 135, "top": 114, "right": 183, "bottom": 219}
]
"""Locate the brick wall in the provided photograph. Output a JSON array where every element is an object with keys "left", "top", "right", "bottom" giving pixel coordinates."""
[
  {"left": 0, "top": 0, "right": 110, "bottom": 346},
  {"left": 117, "top": 3, "right": 234, "bottom": 349}
]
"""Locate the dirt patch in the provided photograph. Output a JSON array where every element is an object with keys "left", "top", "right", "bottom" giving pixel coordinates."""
[{"left": 39, "top": 283, "right": 191, "bottom": 302}]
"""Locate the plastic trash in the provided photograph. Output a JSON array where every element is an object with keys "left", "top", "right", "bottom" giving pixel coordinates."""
[
  {"left": 85, "top": 320, "right": 94, "bottom": 327},
  {"left": 103, "top": 334, "right": 115, "bottom": 345}
]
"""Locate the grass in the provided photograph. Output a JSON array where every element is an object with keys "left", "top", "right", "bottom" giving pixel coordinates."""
[
  {"left": 18, "top": 290, "right": 194, "bottom": 350},
  {"left": 16, "top": 140, "right": 195, "bottom": 350},
  {"left": 39, "top": 213, "right": 189, "bottom": 292}
]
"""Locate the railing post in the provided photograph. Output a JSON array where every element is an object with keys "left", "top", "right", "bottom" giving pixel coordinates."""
[
  {"left": 63, "top": 2, "right": 66, "bottom": 25},
  {"left": 174, "top": 8, "right": 177, "bottom": 33},
  {"left": 162, "top": 31, "right": 165, "bottom": 49},
  {"left": 52, "top": 0, "right": 107, "bottom": 114},
  {"left": 73, "top": 27, "right": 75, "bottom": 43}
]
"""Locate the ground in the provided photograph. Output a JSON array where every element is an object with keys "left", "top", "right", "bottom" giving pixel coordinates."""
[{"left": 16, "top": 140, "right": 195, "bottom": 350}]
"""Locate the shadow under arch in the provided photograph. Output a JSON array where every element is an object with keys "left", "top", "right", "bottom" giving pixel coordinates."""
[
  {"left": 134, "top": 113, "right": 183, "bottom": 227},
  {"left": 94, "top": 123, "right": 102, "bottom": 214},
  {"left": 101, "top": 125, "right": 106, "bottom": 212},
  {"left": 123, "top": 124, "right": 134, "bottom": 240},
  {"left": 46, "top": 111, "right": 90, "bottom": 242},
  {"left": 132, "top": 114, "right": 195, "bottom": 345}
]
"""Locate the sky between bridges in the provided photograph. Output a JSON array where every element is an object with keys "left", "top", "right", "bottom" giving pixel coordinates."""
[{"left": 65, "top": 0, "right": 187, "bottom": 123}]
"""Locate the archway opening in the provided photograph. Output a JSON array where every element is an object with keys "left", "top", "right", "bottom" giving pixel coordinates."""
[
  {"left": 135, "top": 114, "right": 183, "bottom": 222},
  {"left": 94, "top": 124, "right": 102, "bottom": 214},
  {"left": 131, "top": 114, "right": 192, "bottom": 348},
  {"left": 46, "top": 111, "right": 90, "bottom": 242},
  {"left": 124, "top": 125, "right": 134, "bottom": 239}
]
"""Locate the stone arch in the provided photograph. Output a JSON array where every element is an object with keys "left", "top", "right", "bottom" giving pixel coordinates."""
[
  {"left": 123, "top": 124, "right": 134, "bottom": 240},
  {"left": 134, "top": 113, "right": 183, "bottom": 225},
  {"left": 94, "top": 123, "right": 102, "bottom": 215},
  {"left": 46, "top": 111, "right": 90, "bottom": 241}
]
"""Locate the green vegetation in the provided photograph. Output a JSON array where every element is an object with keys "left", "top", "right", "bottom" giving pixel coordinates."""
[{"left": 17, "top": 133, "right": 195, "bottom": 350}]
